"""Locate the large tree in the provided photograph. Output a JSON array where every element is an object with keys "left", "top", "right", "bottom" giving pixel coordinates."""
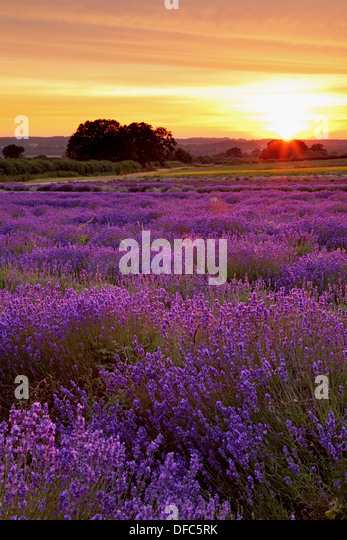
[
  {"left": 66, "top": 119, "right": 124, "bottom": 161},
  {"left": 155, "top": 127, "right": 177, "bottom": 161},
  {"left": 260, "top": 139, "right": 308, "bottom": 161},
  {"left": 125, "top": 122, "right": 161, "bottom": 166},
  {"left": 66, "top": 119, "right": 177, "bottom": 165}
]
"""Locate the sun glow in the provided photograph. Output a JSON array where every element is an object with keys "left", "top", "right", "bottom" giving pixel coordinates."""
[
  {"left": 264, "top": 94, "right": 309, "bottom": 140},
  {"left": 269, "top": 109, "right": 306, "bottom": 140},
  {"left": 257, "top": 88, "right": 312, "bottom": 139},
  {"left": 243, "top": 79, "right": 332, "bottom": 140}
]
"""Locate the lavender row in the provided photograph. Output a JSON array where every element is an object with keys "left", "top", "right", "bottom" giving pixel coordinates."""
[{"left": 0, "top": 187, "right": 346, "bottom": 520}]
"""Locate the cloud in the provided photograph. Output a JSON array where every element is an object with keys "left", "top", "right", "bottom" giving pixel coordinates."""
[{"left": 1, "top": 0, "right": 347, "bottom": 136}]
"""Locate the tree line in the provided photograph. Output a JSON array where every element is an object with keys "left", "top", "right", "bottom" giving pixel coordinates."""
[
  {"left": 1, "top": 120, "right": 194, "bottom": 166},
  {"left": 259, "top": 140, "right": 328, "bottom": 161},
  {"left": 2, "top": 128, "right": 333, "bottom": 165},
  {"left": 66, "top": 119, "right": 192, "bottom": 165}
]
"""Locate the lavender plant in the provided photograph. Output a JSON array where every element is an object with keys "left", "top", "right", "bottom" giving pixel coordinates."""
[{"left": 0, "top": 182, "right": 346, "bottom": 520}]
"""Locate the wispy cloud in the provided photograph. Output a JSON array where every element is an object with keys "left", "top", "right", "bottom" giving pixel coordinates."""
[{"left": 1, "top": 0, "right": 347, "bottom": 136}]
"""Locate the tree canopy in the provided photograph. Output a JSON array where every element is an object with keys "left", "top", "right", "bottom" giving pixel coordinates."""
[
  {"left": 226, "top": 147, "right": 242, "bottom": 158},
  {"left": 2, "top": 144, "right": 25, "bottom": 159},
  {"left": 66, "top": 119, "right": 177, "bottom": 165},
  {"left": 260, "top": 140, "right": 309, "bottom": 161}
]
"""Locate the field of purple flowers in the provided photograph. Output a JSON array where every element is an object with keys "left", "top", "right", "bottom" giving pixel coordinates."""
[{"left": 0, "top": 180, "right": 346, "bottom": 520}]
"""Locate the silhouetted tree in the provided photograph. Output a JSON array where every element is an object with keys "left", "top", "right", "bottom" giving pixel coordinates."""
[
  {"left": 226, "top": 147, "right": 242, "bottom": 158},
  {"left": 310, "top": 143, "right": 328, "bottom": 157},
  {"left": 295, "top": 140, "right": 309, "bottom": 156},
  {"left": 125, "top": 122, "right": 161, "bottom": 165},
  {"left": 2, "top": 144, "right": 25, "bottom": 159},
  {"left": 66, "top": 119, "right": 124, "bottom": 161},
  {"left": 260, "top": 140, "right": 308, "bottom": 161},
  {"left": 155, "top": 127, "right": 177, "bottom": 161},
  {"left": 174, "top": 147, "right": 193, "bottom": 163},
  {"left": 311, "top": 143, "right": 324, "bottom": 152},
  {"left": 67, "top": 119, "right": 178, "bottom": 165}
]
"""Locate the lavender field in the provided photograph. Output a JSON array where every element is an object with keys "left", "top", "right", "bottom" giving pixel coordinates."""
[{"left": 0, "top": 177, "right": 346, "bottom": 520}]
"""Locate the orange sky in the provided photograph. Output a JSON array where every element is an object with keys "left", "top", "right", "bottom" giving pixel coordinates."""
[{"left": 1, "top": 0, "right": 347, "bottom": 139}]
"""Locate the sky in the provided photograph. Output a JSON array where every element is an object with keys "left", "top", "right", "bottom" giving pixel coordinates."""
[{"left": 1, "top": 0, "right": 347, "bottom": 139}]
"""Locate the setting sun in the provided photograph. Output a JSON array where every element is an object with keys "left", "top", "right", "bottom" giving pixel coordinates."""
[
  {"left": 268, "top": 108, "right": 307, "bottom": 140},
  {"left": 233, "top": 78, "right": 343, "bottom": 141},
  {"left": 1, "top": 2, "right": 347, "bottom": 138},
  {"left": 246, "top": 80, "right": 319, "bottom": 140},
  {"left": 263, "top": 91, "right": 310, "bottom": 140}
]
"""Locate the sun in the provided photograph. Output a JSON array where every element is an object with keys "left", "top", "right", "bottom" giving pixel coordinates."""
[
  {"left": 245, "top": 80, "right": 316, "bottom": 140},
  {"left": 265, "top": 94, "right": 307, "bottom": 140},
  {"left": 270, "top": 113, "right": 305, "bottom": 140}
]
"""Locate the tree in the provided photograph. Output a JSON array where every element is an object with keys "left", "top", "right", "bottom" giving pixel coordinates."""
[
  {"left": 310, "top": 143, "right": 328, "bottom": 157},
  {"left": 226, "top": 147, "right": 242, "bottom": 158},
  {"left": 155, "top": 127, "right": 177, "bottom": 161},
  {"left": 174, "top": 147, "right": 193, "bottom": 164},
  {"left": 2, "top": 144, "right": 25, "bottom": 159},
  {"left": 260, "top": 140, "right": 308, "bottom": 161},
  {"left": 311, "top": 143, "right": 325, "bottom": 152},
  {"left": 66, "top": 119, "right": 124, "bottom": 161},
  {"left": 294, "top": 140, "right": 309, "bottom": 156},
  {"left": 125, "top": 122, "right": 161, "bottom": 166},
  {"left": 67, "top": 119, "right": 178, "bottom": 165}
]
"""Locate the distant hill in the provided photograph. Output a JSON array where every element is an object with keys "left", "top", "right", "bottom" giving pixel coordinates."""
[
  {"left": 176, "top": 138, "right": 263, "bottom": 156},
  {"left": 176, "top": 138, "right": 347, "bottom": 157},
  {"left": 1, "top": 136, "right": 347, "bottom": 158},
  {"left": 0, "top": 137, "right": 69, "bottom": 158}
]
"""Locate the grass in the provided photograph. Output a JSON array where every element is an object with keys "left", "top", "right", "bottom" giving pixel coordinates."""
[
  {"left": 19, "top": 162, "right": 347, "bottom": 187},
  {"left": 2, "top": 157, "right": 347, "bottom": 185},
  {"left": 144, "top": 159, "right": 347, "bottom": 178},
  {"left": 26, "top": 168, "right": 182, "bottom": 185},
  {"left": 0, "top": 158, "right": 142, "bottom": 184}
]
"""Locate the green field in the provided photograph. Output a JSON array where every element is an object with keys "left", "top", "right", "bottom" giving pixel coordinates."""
[
  {"left": 145, "top": 158, "right": 347, "bottom": 178},
  {"left": 2, "top": 157, "right": 347, "bottom": 186}
]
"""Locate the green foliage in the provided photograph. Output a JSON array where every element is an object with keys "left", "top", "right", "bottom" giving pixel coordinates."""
[{"left": 0, "top": 158, "right": 141, "bottom": 182}]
